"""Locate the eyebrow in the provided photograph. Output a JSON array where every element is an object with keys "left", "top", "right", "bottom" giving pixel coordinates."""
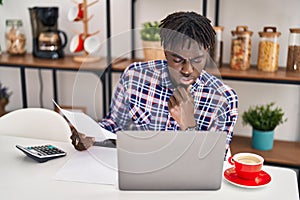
[{"left": 171, "top": 53, "right": 204, "bottom": 60}]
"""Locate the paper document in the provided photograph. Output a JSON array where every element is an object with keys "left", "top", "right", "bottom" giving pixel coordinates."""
[
  {"left": 54, "top": 146, "right": 118, "bottom": 185},
  {"left": 52, "top": 100, "right": 116, "bottom": 141}
]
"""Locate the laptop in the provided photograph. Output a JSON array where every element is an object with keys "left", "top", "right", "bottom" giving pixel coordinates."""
[{"left": 117, "top": 130, "right": 227, "bottom": 190}]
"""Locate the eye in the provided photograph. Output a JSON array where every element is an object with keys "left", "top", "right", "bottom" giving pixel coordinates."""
[
  {"left": 173, "top": 57, "right": 183, "bottom": 63},
  {"left": 191, "top": 56, "right": 203, "bottom": 64}
]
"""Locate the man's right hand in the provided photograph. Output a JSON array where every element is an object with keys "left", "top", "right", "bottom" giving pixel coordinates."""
[
  {"left": 168, "top": 85, "right": 196, "bottom": 131},
  {"left": 70, "top": 126, "right": 95, "bottom": 151}
]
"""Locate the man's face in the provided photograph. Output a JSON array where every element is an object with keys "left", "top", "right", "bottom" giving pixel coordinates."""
[{"left": 165, "top": 40, "right": 207, "bottom": 88}]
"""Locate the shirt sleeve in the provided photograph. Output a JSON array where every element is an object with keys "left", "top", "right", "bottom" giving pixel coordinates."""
[
  {"left": 214, "top": 91, "right": 239, "bottom": 156},
  {"left": 99, "top": 66, "right": 131, "bottom": 133}
]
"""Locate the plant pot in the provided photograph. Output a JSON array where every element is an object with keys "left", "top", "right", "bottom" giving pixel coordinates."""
[
  {"left": 252, "top": 129, "right": 274, "bottom": 151},
  {"left": 142, "top": 41, "right": 165, "bottom": 61}
]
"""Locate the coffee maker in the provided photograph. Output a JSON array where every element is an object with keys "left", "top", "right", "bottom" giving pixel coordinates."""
[{"left": 29, "top": 7, "right": 68, "bottom": 59}]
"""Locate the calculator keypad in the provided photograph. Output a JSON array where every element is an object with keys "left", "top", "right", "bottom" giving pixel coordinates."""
[{"left": 27, "top": 145, "right": 65, "bottom": 156}]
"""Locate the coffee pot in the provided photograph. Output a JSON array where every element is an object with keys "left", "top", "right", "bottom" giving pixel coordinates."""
[
  {"left": 29, "top": 7, "right": 67, "bottom": 59},
  {"left": 38, "top": 30, "right": 67, "bottom": 51}
]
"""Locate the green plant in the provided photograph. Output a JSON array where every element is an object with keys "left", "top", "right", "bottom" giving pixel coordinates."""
[
  {"left": 140, "top": 21, "right": 161, "bottom": 41},
  {"left": 0, "top": 0, "right": 2, "bottom": 5},
  {"left": 242, "top": 102, "right": 287, "bottom": 131},
  {"left": 0, "top": 82, "right": 12, "bottom": 101}
]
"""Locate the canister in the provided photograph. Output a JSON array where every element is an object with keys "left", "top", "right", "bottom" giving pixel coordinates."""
[
  {"left": 230, "top": 26, "right": 253, "bottom": 70},
  {"left": 5, "top": 19, "right": 26, "bottom": 55},
  {"left": 210, "top": 26, "right": 224, "bottom": 68},
  {"left": 286, "top": 28, "right": 300, "bottom": 72},
  {"left": 257, "top": 27, "right": 281, "bottom": 72}
]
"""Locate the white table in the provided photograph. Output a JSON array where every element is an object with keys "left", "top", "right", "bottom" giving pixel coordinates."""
[{"left": 0, "top": 135, "right": 299, "bottom": 200}]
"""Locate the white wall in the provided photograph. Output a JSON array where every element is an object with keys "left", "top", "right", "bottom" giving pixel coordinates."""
[{"left": 0, "top": 0, "right": 299, "bottom": 141}]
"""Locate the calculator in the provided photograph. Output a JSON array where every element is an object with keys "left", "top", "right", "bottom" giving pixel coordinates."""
[{"left": 16, "top": 144, "right": 67, "bottom": 163}]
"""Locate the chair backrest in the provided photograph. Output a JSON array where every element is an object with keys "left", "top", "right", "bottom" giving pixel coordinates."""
[{"left": 0, "top": 108, "right": 71, "bottom": 142}]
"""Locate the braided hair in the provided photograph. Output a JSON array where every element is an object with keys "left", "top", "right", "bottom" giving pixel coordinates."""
[{"left": 159, "top": 11, "right": 215, "bottom": 51}]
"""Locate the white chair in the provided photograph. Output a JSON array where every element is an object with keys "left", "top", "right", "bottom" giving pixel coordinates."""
[{"left": 0, "top": 108, "right": 71, "bottom": 142}]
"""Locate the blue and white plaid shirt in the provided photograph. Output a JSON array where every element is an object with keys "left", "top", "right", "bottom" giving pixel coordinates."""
[{"left": 100, "top": 60, "right": 238, "bottom": 151}]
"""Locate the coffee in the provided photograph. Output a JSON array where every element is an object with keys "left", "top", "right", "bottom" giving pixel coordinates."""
[{"left": 236, "top": 156, "right": 261, "bottom": 164}]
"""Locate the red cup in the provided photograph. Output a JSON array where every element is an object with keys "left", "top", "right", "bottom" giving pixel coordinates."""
[
  {"left": 228, "top": 153, "right": 264, "bottom": 180},
  {"left": 70, "top": 34, "right": 85, "bottom": 53},
  {"left": 68, "top": 3, "right": 84, "bottom": 22}
]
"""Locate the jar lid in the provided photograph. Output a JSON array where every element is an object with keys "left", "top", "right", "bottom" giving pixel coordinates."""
[
  {"left": 231, "top": 26, "right": 253, "bottom": 36},
  {"left": 289, "top": 28, "right": 300, "bottom": 33},
  {"left": 6, "top": 19, "right": 23, "bottom": 26},
  {"left": 213, "top": 26, "right": 224, "bottom": 32},
  {"left": 259, "top": 26, "right": 281, "bottom": 38}
]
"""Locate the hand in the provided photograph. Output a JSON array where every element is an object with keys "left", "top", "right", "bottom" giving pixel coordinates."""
[
  {"left": 168, "top": 85, "right": 196, "bottom": 130},
  {"left": 70, "top": 126, "right": 95, "bottom": 151}
]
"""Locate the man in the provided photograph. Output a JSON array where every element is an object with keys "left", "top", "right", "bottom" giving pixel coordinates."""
[{"left": 71, "top": 11, "right": 238, "bottom": 155}]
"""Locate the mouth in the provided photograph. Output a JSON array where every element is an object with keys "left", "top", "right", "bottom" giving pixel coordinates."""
[{"left": 180, "top": 77, "right": 195, "bottom": 85}]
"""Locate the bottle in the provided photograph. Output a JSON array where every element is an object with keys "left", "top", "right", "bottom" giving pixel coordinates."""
[
  {"left": 257, "top": 26, "right": 281, "bottom": 72},
  {"left": 210, "top": 26, "right": 224, "bottom": 68},
  {"left": 5, "top": 19, "right": 26, "bottom": 55},
  {"left": 286, "top": 28, "right": 300, "bottom": 72},
  {"left": 230, "top": 26, "right": 253, "bottom": 70}
]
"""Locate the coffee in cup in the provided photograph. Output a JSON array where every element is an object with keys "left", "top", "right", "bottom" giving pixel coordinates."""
[{"left": 228, "top": 152, "right": 264, "bottom": 179}]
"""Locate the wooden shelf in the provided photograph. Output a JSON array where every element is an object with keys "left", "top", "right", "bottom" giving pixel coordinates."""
[
  {"left": 230, "top": 135, "right": 300, "bottom": 168},
  {"left": 206, "top": 64, "right": 300, "bottom": 85},
  {"left": 0, "top": 53, "right": 131, "bottom": 71},
  {"left": 110, "top": 58, "right": 300, "bottom": 85}
]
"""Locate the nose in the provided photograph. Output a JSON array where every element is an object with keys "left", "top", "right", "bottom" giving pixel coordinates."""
[{"left": 181, "top": 60, "right": 194, "bottom": 77}]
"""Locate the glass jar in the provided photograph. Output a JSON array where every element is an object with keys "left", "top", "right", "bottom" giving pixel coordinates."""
[
  {"left": 286, "top": 28, "right": 300, "bottom": 72},
  {"left": 257, "top": 27, "right": 281, "bottom": 72},
  {"left": 210, "top": 26, "right": 224, "bottom": 68},
  {"left": 5, "top": 19, "right": 26, "bottom": 55},
  {"left": 230, "top": 26, "right": 253, "bottom": 70}
]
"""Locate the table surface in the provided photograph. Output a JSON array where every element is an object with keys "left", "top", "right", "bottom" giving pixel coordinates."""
[
  {"left": 230, "top": 135, "right": 300, "bottom": 168},
  {"left": 0, "top": 135, "right": 299, "bottom": 200}
]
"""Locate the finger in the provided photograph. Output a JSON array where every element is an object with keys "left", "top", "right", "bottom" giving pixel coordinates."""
[
  {"left": 168, "top": 96, "right": 177, "bottom": 107},
  {"left": 80, "top": 137, "right": 95, "bottom": 150},
  {"left": 168, "top": 100, "right": 174, "bottom": 112},
  {"left": 75, "top": 143, "right": 86, "bottom": 151},
  {"left": 178, "top": 85, "right": 193, "bottom": 102},
  {"left": 173, "top": 89, "right": 183, "bottom": 104},
  {"left": 70, "top": 134, "right": 76, "bottom": 141},
  {"left": 177, "top": 86, "right": 188, "bottom": 100},
  {"left": 79, "top": 133, "right": 86, "bottom": 139}
]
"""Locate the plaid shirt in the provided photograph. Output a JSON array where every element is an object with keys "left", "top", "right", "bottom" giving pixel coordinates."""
[{"left": 100, "top": 60, "right": 238, "bottom": 151}]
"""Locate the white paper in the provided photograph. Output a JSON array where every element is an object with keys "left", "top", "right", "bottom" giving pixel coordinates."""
[
  {"left": 52, "top": 100, "right": 117, "bottom": 141},
  {"left": 54, "top": 146, "right": 118, "bottom": 185}
]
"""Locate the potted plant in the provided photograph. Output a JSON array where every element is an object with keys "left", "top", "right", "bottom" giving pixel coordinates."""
[
  {"left": 140, "top": 21, "right": 165, "bottom": 61},
  {"left": 0, "top": 82, "right": 12, "bottom": 116},
  {"left": 242, "top": 102, "right": 287, "bottom": 150}
]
